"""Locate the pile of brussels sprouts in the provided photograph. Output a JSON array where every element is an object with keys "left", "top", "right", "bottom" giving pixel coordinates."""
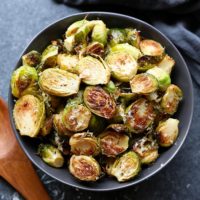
[{"left": 11, "top": 19, "right": 183, "bottom": 182}]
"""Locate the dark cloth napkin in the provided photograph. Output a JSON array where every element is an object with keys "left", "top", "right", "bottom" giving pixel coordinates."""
[{"left": 55, "top": 0, "right": 200, "bottom": 86}]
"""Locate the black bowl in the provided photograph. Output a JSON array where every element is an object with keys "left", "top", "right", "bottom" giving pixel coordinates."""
[{"left": 9, "top": 12, "right": 193, "bottom": 191}]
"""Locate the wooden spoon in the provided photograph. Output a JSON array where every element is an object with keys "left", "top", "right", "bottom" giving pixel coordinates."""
[{"left": 0, "top": 98, "right": 51, "bottom": 200}]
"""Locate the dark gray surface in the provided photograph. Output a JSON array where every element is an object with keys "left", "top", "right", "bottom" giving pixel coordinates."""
[{"left": 0, "top": 0, "right": 199, "bottom": 199}]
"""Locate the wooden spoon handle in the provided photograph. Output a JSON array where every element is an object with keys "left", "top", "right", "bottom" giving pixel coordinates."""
[
  {"left": 0, "top": 98, "right": 51, "bottom": 200},
  {"left": 1, "top": 160, "right": 51, "bottom": 200}
]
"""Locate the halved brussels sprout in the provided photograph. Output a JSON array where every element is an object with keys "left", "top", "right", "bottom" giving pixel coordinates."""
[
  {"left": 132, "top": 136, "right": 159, "bottom": 164},
  {"left": 53, "top": 113, "right": 73, "bottom": 137},
  {"left": 130, "top": 73, "right": 158, "bottom": 94},
  {"left": 158, "top": 54, "right": 175, "bottom": 75},
  {"left": 38, "top": 144, "right": 64, "bottom": 168},
  {"left": 161, "top": 84, "right": 183, "bottom": 115},
  {"left": 49, "top": 132, "right": 70, "bottom": 155},
  {"left": 91, "top": 20, "right": 107, "bottom": 45},
  {"left": 64, "top": 35, "right": 76, "bottom": 52},
  {"left": 77, "top": 56, "right": 110, "bottom": 85},
  {"left": 83, "top": 86, "right": 116, "bottom": 119},
  {"left": 110, "top": 43, "right": 142, "bottom": 60},
  {"left": 74, "top": 20, "right": 97, "bottom": 43},
  {"left": 140, "top": 39, "right": 164, "bottom": 57},
  {"left": 11, "top": 65, "right": 38, "bottom": 98},
  {"left": 57, "top": 54, "right": 79, "bottom": 74},
  {"left": 105, "top": 51, "right": 138, "bottom": 82},
  {"left": 147, "top": 67, "right": 171, "bottom": 91},
  {"left": 39, "top": 68, "right": 80, "bottom": 97},
  {"left": 65, "top": 19, "right": 88, "bottom": 37},
  {"left": 111, "top": 151, "right": 141, "bottom": 182},
  {"left": 40, "top": 116, "right": 53, "bottom": 137},
  {"left": 22, "top": 50, "right": 41, "bottom": 67},
  {"left": 156, "top": 118, "right": 179, "bottom": 147},
  {"left": 88, "top": 114, "right": 106, "bottom": 134},
  {"left": 99, "top": 130, "right": 129, "bottom": 157},
  {"left": 13, "top": 95, "right": 45, "bottom": 137},
  {"left": 69, "top": 155, "right": 101, "bottom": 181},
  {"left": 85, "top": 42, "right": 104, "bottom": 57},
  {"left": 69, "top": 132, "right": 100, "bottom": 156},
  {"left": 62, "top": 104, "right": 91, "bottom": 132},
  {"left": 125, "top": 28, "right": 141, "bottom": 48},
  {"left": 125, "top": 98, "right": 156, "bottom": 133},
  {"left": 108, "top": 28, "right": 126, "bottom": 47},
  {"left": 41, "top": 45, "right": 58, "bottom": 67}
]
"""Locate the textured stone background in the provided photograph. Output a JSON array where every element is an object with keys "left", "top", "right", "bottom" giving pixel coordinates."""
[{"left": 0, "top": 0, "right": 199, "bottom": 199}]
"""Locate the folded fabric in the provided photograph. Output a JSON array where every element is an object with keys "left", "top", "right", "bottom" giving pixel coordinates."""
[{"left": 55, "top": 0, "right": 200, "bottom": 86}]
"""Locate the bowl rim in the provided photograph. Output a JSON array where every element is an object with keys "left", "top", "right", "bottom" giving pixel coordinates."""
[{"left": 8, "top": 11, "right": 194, "bottom": 191}]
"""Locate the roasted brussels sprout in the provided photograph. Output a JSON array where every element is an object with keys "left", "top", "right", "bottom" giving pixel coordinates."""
[
  {"left": 91, "top": 20, "right": 107, "bottom": 45},
  {"left": 65, "top": 19, "right": 88, "bottom": 37},
  {"left": 105, "top": 51, "right": 138, "bottom": 82},
  {"left": 77, "top": 56, "right": 110, "bottom": 85},
  {"left": 85, "top": 42, "right": 104, "bottom": 57},
  {"left": 147, "top": 67, "right": 171, "bottom": 91},
  {"left": 69, "top": 132, "right": 100, "bottom": 156},
  {"left": 156, "top": 118, "right": 179, "bottom": 147},
  {"left": 108, "top": 28, "right": 126, "bottom": 46},
  {"left": 99, "top": 130, "right": 129, "bottom": 157},
  {"left": 133, "top": 136, "right": 159, "bottom": 164},
  {"left": 88, "top": 114, "right": 106, "bottom": 134},
  {"left": 11, "top": 65, "right": 38, "bottom": 98},
  {"left": 110, "top": 151, "right": 141, "bottom": 182},
  {"left": 22, "top": 50, "right": 41, "bottom": 67},
  {"left": 110, "top": 43, "right": 142, "bottom": 60},
  {"left": 64, "top": 35, "right": 76, "bottom": 52},
  {"left": 125, "top": 28, "right": 141, "bottom": 48},
  {"left": 41, "top": 44, "right": 58, "bottom": 67},
  {"left": 73, "top": 20, "right": 106, "bottom": 44},
  {"left": 161, "top": 84, "right": 183, "bottom": 115},
  {"left": 57, "top": 54, "right": 79, "bottom": 74},
  {"left": 69, "top": 155, "right": 101, "bottom": 181},
  {"left": 140, "top": 39, "right": 164, "bottom": 57},
  {"left": 39, "top": 68, "right": 80, "bottom": 97},
  {"left": 158, "top": 54, "right": 175, "bottom": 75},
  {"left": 84, "top": 86, "right": 116, "bottom": 119},
  {"left": 62, "top": 104, "right": 91, "bottom": 132},
  {"left": 13, "top": 95, "right": 45, "bottom": 137},
  {"left": 38, "top": 144, "right": 64, "bottom": 168},
  {"left": 53, "top": 113, "right": 73, "bottom": 137},
  {"left": 40, "top": 116, "right": 53, "bottom": 137},
  {"left": 130, "top": 73, "right": 158, "bottom": 94},
  {"left": 125, "top": 98, "right": 156, "bottom": 133}
]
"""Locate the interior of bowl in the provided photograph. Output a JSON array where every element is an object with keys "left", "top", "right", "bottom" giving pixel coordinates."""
[{"left": 8, "top": 12, "right": 193, "bottom": 191}]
